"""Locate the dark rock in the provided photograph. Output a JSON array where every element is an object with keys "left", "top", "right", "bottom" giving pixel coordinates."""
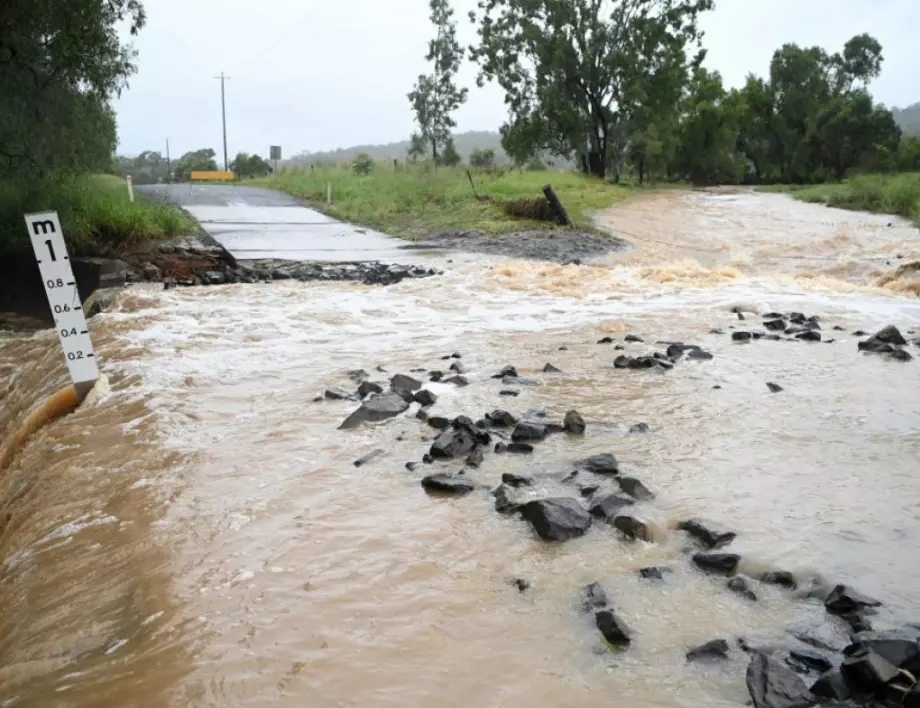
[
  {"left": 595, "top": 609, "right": 632, "bottom": 648},
  {"left": 738, "top": 312, "right": 746, "bottom": 321},
  {"left": 873, "top": 325, "right": 907, "bottom": 346},
  {"left": 563, "top": 410, "right": 586, "bottom": 434},
  {"left": 712, "top": 385, "right": 722, "bottom": 389},
  {"left": 810, "top": 670, "right": 854, "bottom": 701},
  {"left": 639, "top": 567, "right": 670, "bottom": 580},
  {"left": 392, "top": 387, "right": 417, "bottom": 404},
  {"left": 833, "top": 325, "right": 845, "bottom": 331},
  {"left": 558, "top": 345, "right": 568, "bottom": 350},
  {"left": 693, "top": 552, "right": 741, "bottom": 575},
  {"left": 449, "top": 361, "right": 467, "bottom": 374},
  {"left": 891, "top": 348, "right": 914, "bottom": 361},
  {"left": 825, "top": 585, "right": 881, "bottom": 616},
  {"left": 422, "top": 454, "right": 433, "bottom": 464},
  {"left": 494, "top": 443, "right": 507, "bottom": 454},
  {"left": 840, "top": 612, "right": 874, "bottom": 634},
  {"left": 325, "top": 387, "right": 357, "bottom": 401},
  {"left": 728, "top": 576, "right": 758, "bottom": 601},
  {"left": 520, "top": 498, "right": 592, "bottom": 541},
  {"left": 687, "top": 639, "right": 730, "bottom": 662},
  {"left": 789, "top": 312, "right": 806, "bottom": 324},
  {"left": 544, "top": 423, "right": 565, "bottom": 435},
  {"left": 581, "top": 582, "right": 609, "bottom": 611},
  {"left": 499, "top": 389, "right": 519, "bottom": 397},
  {"left": 502, "top": 473, "right": 533, "bottom": 488},
  {"left": 612, "top": 515, "right": 651, "bottom": 541},
  {"left": 763, "top": 312, "right": 785, "bottom": 319},
  {"left": 786, "top": 649, "right": 833, "bottom": 675},
  {"left": 858, "top": 338, "right": 896, "bottom": 354},
  {"left": 427, "top": 416, "right": 450, "bottom": 430},
  {"left": 354, "top": 449, "right": 385, "bottom": 467},
  {"left": 492, "top": 484, "right": 519, "bottom": 513},
  {"left": 614, "top": 344, "right": 625, "bottom": 350},
  {"left": 574, "top": 452, "right": 619, "bottom": 475},
  {"left": 844, "top": 630, "right": 920, "bottom": 668},
  {"left": 686, "top": 347, "right": 714, "bottom": 360},
  {"left": 625, "top": 334, "right": 644, "bottom": 343},
  {"left": 679, "top": 519, "right": 737, "bottom": 549},
  {"left": 358, "top": 380, "right": 384, "bottom": 398},
  {"left": 511, "top": 422, "right": 547, "bottom": 442},
  {"left": 485, "top": 409, "right": 517, "bottom": 428},
  {"left": 758, "top": 571, "right": 797, "bottom": 589},
  {"left": 733, "top": 331, "right": 754, "bottom": 341},
  {"left": 443, "top": 375, "right": 470, "bottom": 387},
  {"left": 451, "top": 352, "right": 462, "bottom": 359},
  {"left": 390, "top": 374, "right": 422, "bottom": 392},
  {"left": 629, "top": 422, "right": 650, "bottom": 434},
  {"left": 507, "top": 443, "right": 534, "bottom": 454},
  {"left": 617, "top": 477, "right": 654, "bottom": 500},
  {"left": 347, "top": 369, "right": 369, "bottom": 382},
  {"left": 339, "top": 391, "right": 410, "bottom": 429},
  {"left": 589, "top": 493, "right": 635, "bottom": 519},
  {"left": 405, "top": 461, "right": 420, "bottom": 471},
  {"left": 767, "top": 382, "right": 784, "bottom": 393},
  {"left": 503, "top": 375, "right": 539, "bottom": 386},
  {"left": 765, "top": 319, "right": 788, "bottom": 331},
  {"left": 513, "top": 578, "right": 530, "bottom": 593},
  {"left": 840, "top": 648, "right": 899, "bottom": 691},
  {"left": 746, "top": 652, "right": 817, "bottom": 708},
  {"left": 579, "top": 485, "right": 599, "bottom": 498},
  {"left": 543, "top": 363, "right": 563, "bottom": 373},
  {"left": 597, "top": 336, "right": 614, "bottom": 344},
  {"left": 421, "top": 474, "right": 474, "bottom": 495},
  {"left": 710, "top": 328, "right": 725, "bottom": 334},
  {"left": 466, "top": 446, "right": 484, "bottom": 468},
  {"left": 524, "top": 410, "right": 548, "bottom": 419},
  {"left": 614, "top": 355, "right": 631, "bottom": 369},
  {"left": 430, "top": 427, "right": 477, "bottom": 459},
  {"left": 414, "top": 389, "right": 438, "bottom": 407},
  {"left": 493, "top": 365, "right": 518, "bottom": 379},
  {"left": 312, "top": 395, "right": 324, "bottom": 402},
  {"left": 796, "top": 330, "right": 822, "bottom": 342}
]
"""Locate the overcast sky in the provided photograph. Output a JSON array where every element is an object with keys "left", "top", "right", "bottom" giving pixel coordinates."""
[{"left": 114, "top": 0, "right": 919, "bottom": 160}]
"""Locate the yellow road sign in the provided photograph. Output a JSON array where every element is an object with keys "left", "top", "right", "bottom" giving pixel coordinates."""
[{"left": 191, "top": 171, "right": 236, "bottom": 181}]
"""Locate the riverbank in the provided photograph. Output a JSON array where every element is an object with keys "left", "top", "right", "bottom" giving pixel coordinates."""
[
  {"left": 250, "top": 166, "right": 634, "bottom": 238},
  {"left": 759, "top": 172, "right": 920, "bottom": 227}
]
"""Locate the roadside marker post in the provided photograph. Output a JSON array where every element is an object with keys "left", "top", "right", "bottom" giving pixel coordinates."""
[
  {"left": 126, "top": 174, "right": 135, "bottom": 202},
  {"left": 24, "top": 211, "right": 100, "bottom": 401},
  {"left": 327, "top": 182, "right": 332, "bottom": 205}
]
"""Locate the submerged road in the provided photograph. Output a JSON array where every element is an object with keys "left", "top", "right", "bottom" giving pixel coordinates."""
[{"left": 138, "top": 184, "right": 417, "bottom": 262}]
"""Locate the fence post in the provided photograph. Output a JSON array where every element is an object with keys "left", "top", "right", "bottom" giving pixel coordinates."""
[
  {"left": 327, "top": 182, "right": 332, "bottom": 205},
  {"left": 126, "top": 175, "right": 135, "bottom": 203}
]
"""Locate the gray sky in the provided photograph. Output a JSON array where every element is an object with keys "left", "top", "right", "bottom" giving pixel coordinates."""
[{"left": 114, "top": 0, "right": 919, "bottom": 160}]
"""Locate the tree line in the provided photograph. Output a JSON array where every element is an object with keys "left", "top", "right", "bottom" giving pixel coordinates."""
[
  {"left": 408, "top": 0, "right": 920, "bottom": 184},
  {"left": 115, "top": 149, "right": 272, "bottom": 184}
]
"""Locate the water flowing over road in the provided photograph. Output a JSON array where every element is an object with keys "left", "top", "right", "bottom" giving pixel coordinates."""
[{"left": 2, "top": 188, "right": 919, "bottom": 707}]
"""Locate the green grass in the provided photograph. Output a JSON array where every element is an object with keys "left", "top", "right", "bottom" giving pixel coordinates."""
[
  {"left": 760, "top": 173, "right": 920, "bottom": 226},
  {"left": 0, "top": 173, "right": 198, "bottom": 256},
  {"left": 252, "top": 165, "right": 633, "bottom": 238}
]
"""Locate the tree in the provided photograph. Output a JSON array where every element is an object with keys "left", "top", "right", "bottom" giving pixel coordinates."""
[
  {"left": 0, "top": 0, "right": 146, "bottom": 180},
  {"left": 352, "top": 153, "right": 375, "bottom": 175},
  {"left": 408, "top": 0, "right": 468, "bottom": 164},
  {"left": 470, "top": 0, "right": 713, "bottom": 179},
  {"left": 469, "top": 148, "right": 496, "bottom": 167},
  {"left": 438, "top": 138, "right": 462, "bottom": 166},
  {"left": 407, "top": 133, "right": 427, "bottom": 163},
  {"left": 230, "top": 152, "right": 272, "bottom": 178},
  {"left": 173, "top": 149, "right": 217, "bottom": 182}
]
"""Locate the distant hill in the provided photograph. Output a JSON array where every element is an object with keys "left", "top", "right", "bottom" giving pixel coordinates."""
[
  {"left": 287, "top": 130, "right": 511, "bottom": 166},
  {"left": 893, "top": 103, "right": 920, "bottom": 135}
]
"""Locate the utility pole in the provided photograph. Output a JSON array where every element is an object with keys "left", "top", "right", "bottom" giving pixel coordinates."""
[
  {"left": 165, "top": 138, "right": 171, "bottom": 183},
  {"left": 214, "top": 72, "right": 231, "bottom": 171}
]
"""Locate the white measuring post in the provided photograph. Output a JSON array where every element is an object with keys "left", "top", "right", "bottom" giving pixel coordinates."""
[
  {"left": 126, "top": 174, "right": 135, "bottom": 202},
  {"left": 25, "top": 211, "right": 100, "bottom": 398},
  {"left": 327, "top": 182, "right": 332, "bottom": 205}
]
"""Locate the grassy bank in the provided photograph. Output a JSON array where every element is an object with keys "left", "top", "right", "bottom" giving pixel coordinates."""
[
  {"left": 0, "top": 173, "right": 198, "bottom": 257},
  {"left": 760, "top": 173, "right": 920, "bottom": 226},
  {"left": 251, "top": 166, "right": 632, "bottom": 238}
]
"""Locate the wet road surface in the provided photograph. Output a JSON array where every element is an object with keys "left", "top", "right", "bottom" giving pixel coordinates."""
[{"left": 138, "top": 184, "right": 418, "bottom": 262}]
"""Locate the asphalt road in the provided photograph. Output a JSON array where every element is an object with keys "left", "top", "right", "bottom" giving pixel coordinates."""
[{"left": 138, "top": 184, "right": 415, "bottom": 262}]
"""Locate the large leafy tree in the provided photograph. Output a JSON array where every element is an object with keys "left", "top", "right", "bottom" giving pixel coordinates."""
[
  {"left": 172, "top": 149, "right": 218, "bottom": 182},
  {"left": 0, "top": 0, "right": 146, "bottom": 179},
  {"left": 469, "top": 0, "right": 713, "bottom": 179},
  {"left": 408, "top": 0, "right": 468, "bottom": 165}
]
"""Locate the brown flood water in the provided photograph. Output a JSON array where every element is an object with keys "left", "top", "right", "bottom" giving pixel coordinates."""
[{"left": 2, "top": 189, "right": 920, "bottom": 707}]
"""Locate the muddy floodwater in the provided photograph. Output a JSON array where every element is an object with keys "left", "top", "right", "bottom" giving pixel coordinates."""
[{"left": 2, "top": 189, "right": 920, "bottom": 707}]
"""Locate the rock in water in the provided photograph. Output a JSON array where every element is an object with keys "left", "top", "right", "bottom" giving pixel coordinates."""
[
  {"left": 728, "top": 576, "right": 758, "bottom": 601},
  {"left": 840, "top": 648, "right": 899, "bottom": 692},
  {"left": 629, "top": 422, "right": 650, "bottom": 434},
  {"left": 354, "top": 449, "right": 385, "bottom": 467},
  {"left": 679, "top": 519, "right": 737, "bottom": 549},
  {"left": 639, "top": 567, "right": 670, "bottom": 580},
  {"left": 687, "top": 639, "right": 730, "bottom": 662},
  {"left": 492, "top": 484, "right": 519, "bottom": 513},
  {"left": 873, "top": 325, "right": 907, "bottom": 345},
  {"left": 493, "top": 365, "right": 518, "bottom": 379},
  {"left": 485, "top": 409, "right": 517, "bottom": 428},
  {"left": 429, "top": 427, "right": 478, "bottom": 459},
  {"left": 733, "top": 331, "right": 754, "bottom": 342},
  {"left": 421, "top": 474, "right": 474, "bottom": 495},
  {"left": 589, "top": 493, "right": 635, "bottom": 519},
  {"left": 325, "top": 387, "right": 357, "bottom": 401},
  {"left": 612, "top": 515, "right": 650, "bottom": 541},
  {"left": 693, "top": 552, "right": 741, "bottom": 575},
  {"left": 511, "top": 422, "right": 547, "bottom": 442},
  {"left": 543, "top": 363, "right": 563, "bottom": 373},
  {"left": 745, "top": 652, "right": 816, "bottom": 708},
  {"left": 809, "top": 669, "right": 853, "bottom": 701},
  {"left": 339, "top": 391, "right": 410, "bottom": 429},
  {"left": 563, "top": 410, "right": 586, "bottom": 434},
  {"left": 845, "top": 629, "right": 920, "bottom": 668},
  {"left": 507, "top": 443, "right": 534, "bottom": 454},
  {"left": 767, "top": 382, "right": 784, "bottom": 393},
  {"left": 390, "top": 374, "right": 422, "bottom": 392},
  {"left": 502, "top": 473, "right": 533, "bottom": 488},
  {"left": 520, "top": 498, "right": 592, "bottom": 541},
  {"left": 617, "top": 477, "right": 654, "bottom": 500},
  {"left": 765, "top": 319, "right": 787, "bottom": 331},
  {"left": 357, "top": 380, "right": 384, "bottom": 398},
  {"left": 414, "top": 389, "right": 438, "bottom": 407},
  {"left": 427, "top": 416, "right": 450, "bottom": 430},
  {"left": 595, "top": 609, "right": 631, "bottom": 648},
  {"left": 466, "top": 446, "right": 484, "bottom": 468},
  {"left": 449, "top": 361, "right": 467, "bottom": 374},
  {"left": 796, "top": 330, "right": 821, "bottom": 342},
  {"left": 443, "top": 375, "right": 469, "bottom": 387},
  {"left": 824, "top": 585, "right": 881, "bottom": 615},
  {"left": 581, "top": 582, "right": 609, "bottom": 611},
  {"left": 574, "top": 453, "right": 620, "bottom": 475},
  {"left": 785, "top": 649, "right": 832, "bottom": 675},
  {"left": 625, "top": 334, "right": 644, "bottom": 343}
]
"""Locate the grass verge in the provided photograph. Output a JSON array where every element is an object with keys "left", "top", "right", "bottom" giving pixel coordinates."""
[
  {"left": 251, "top": 166, "right": 633, "bottom": 238},
  {"left": 0, "top": 173, "right": 198, "bottom": 257},
  {"left": 759, "top": 173, "right": 920, "bottom": 226}
]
